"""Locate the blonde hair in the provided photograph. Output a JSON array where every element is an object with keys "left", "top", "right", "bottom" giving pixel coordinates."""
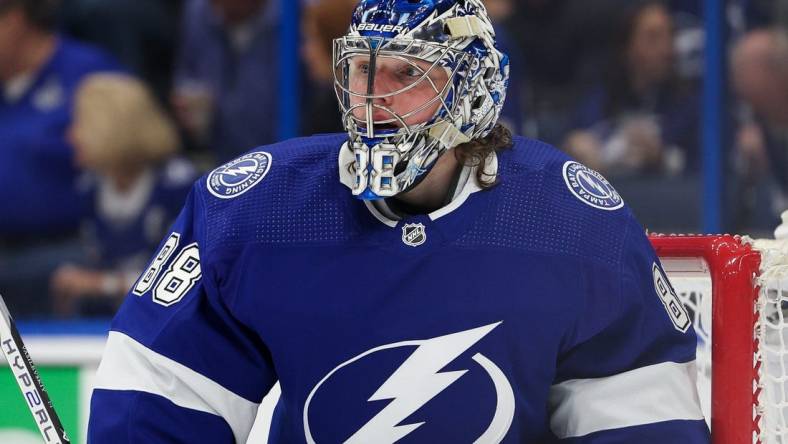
[{"left": 73, "top": 73, "right": 179, "bottom": 172}]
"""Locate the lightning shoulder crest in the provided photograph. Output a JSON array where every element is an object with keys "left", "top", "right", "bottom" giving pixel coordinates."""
[{"left": 196, "top": 133, "right": 354, "bottom": 251}]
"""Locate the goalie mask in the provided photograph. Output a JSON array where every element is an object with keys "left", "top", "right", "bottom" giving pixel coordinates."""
[{"left": 334, "top": 0, "right": 509, "bottom": 200}]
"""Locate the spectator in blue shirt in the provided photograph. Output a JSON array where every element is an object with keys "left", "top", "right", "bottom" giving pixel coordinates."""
[
  {"left": 0, "top": 0, "right": 120, "bottom": 316},
  {"left": 0, "top": 0, "right": 120, "bottom": 237},
  {"left": 563, "top": 0, "right": 700, "bottom": 176},
  {"left": 51, "top": 73, "right": 196, "bottom": 317},
  {"left": 172, "top": 0, "right": 280, "bottom": 163}
]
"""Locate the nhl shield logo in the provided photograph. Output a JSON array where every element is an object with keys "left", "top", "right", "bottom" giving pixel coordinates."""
[{"left": 402, "top": 223, "right": 426, "bottom": 247}]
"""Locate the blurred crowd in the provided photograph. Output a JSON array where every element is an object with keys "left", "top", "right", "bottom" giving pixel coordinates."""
[{"left": 0, "top": 0, "right": 786, "bottom": 318}]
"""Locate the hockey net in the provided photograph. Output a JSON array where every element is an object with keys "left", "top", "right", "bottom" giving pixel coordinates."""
[{"left": 650, "top": 234, "right": 788, "bottom": 444}]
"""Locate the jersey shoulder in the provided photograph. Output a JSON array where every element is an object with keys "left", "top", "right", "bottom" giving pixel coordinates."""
[
  {"left": 463, "top": 136, "right": 641, "bottom": 269},
  {"left": 507, "top": 136, "right": 627, "bottom": 215},
  {"left": 194, "top": 133, "right": 351, "bottom": 252}
]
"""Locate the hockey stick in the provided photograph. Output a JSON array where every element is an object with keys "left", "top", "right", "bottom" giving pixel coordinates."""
[{"left": 0, "top": 294, "right": 70, "bottom": 443}]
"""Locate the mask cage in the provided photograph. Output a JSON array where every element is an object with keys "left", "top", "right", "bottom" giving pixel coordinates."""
[{"left": 333, "top": 36, "right": 473, "bottom": 141}]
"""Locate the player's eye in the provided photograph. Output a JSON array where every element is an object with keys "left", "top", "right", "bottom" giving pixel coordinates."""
[
  {"left": 401, "top": 66, "right": 423, "bottom": 78},
  {"left": 393, "top": 66, "right": 424, "bottom": 85},
  {"left": 350, "top": 60, "right": 370, "bottom": 75}
]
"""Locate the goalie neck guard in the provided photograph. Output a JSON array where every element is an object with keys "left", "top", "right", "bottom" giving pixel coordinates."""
[{"left": 334, "top": 0, "right": 509, "bottom": 200}]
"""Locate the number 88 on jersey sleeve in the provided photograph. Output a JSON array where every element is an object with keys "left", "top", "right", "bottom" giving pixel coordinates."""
[{"left": 132, "top": 232, "right": 202, "bottom": 307}]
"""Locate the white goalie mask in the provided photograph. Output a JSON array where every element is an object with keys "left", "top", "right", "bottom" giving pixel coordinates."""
[{"left": 334, "top": 0, "right": 509, "bottom": 200}]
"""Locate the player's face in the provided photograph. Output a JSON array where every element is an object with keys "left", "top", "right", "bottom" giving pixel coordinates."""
[
  {"left": 627, "top": 4, "right": 673, "bottom": 85},
  {"left": 346, "top": 55, "right": 449, "bottom": 129}
]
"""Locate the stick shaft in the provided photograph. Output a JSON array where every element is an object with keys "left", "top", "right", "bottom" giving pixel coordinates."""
[{"left": 0, "top": 295, "right": 70, "bottom": 444}]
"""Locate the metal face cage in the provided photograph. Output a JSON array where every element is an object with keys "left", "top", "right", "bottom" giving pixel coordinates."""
[{"left": 333, "top": 36, "right": 472, "bottom": 140}]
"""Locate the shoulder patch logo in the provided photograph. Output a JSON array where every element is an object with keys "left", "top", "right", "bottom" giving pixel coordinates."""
[
  {"left": 207, "top": 152, "right": 272, "bottom": 199},
  {"left": 402, "top": 223, "right": 426, "bottom": 247},
  {"left": 653, "top": 263, "right": 692, "bottom": 333},
  {"left": 562, "top": 161, "right": 624, "bottom": 211}
]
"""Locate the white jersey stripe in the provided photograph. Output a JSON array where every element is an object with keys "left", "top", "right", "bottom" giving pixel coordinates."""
[
  {"left": 93, "top": 331, "right": 259, "bottom": 443},
  {"left": 549, "top": 360, "right": 704, "bottom": 439}
]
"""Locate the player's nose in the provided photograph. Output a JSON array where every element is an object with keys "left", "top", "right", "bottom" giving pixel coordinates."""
[{"left": 371, "top": 74, "right": 396, "bottom": 102}]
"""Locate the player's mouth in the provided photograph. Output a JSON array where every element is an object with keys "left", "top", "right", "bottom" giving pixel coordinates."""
[{"left": 373, "top": 122, "right": 400, "bottom": 131}]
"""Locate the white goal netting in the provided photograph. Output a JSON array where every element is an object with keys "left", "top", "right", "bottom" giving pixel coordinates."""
[{"left": 753, "top": 239, "right": 788, "bottom": 443}]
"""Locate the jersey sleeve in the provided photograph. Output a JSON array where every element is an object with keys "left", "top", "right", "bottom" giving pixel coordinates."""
[
  {"left": 548, "top": 217, "right": 710, "bottom": 443},
  {"left": 87, "top": 183, "right": 277, "bottom": 444}
]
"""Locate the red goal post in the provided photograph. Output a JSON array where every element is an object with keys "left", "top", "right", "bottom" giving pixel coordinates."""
[{"left": 649, "top": 235, "right": 765, "bottom": 443}]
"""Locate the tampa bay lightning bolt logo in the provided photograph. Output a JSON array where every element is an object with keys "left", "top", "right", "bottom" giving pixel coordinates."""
[
  {"left": 562, "top": 161, "right": 624, "bottom": 211},
  {"left": 207, "top": 152, "right": 272, "bottom": 199},
  {"left": 303, "top": 323, "right": 515, "bottom": 443}
]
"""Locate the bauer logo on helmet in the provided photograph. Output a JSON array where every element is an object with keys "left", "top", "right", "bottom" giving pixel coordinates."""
[{"left": 357, "top": 23, "right": 409, "bottom": 34}]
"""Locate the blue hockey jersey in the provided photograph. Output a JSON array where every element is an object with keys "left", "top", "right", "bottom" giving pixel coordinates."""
[{"left": 88, "top": 134, "right": 709, "bottom": 443}]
